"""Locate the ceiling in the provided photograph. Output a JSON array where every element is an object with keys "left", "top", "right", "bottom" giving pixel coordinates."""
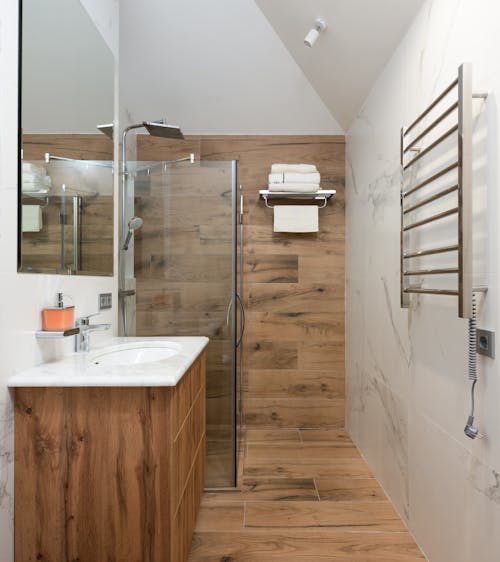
[
  {"left": 119, "top": 0, "right": 342, "bottom": 135},
  {"left": 255, "top": 0, "right": 425, "bottom": 130}
]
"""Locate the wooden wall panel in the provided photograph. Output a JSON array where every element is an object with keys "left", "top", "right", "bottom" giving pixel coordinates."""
[
  {"left": 23, "top": 134, "right": 113, "bottom": 161},
  {"left": 136, "top": 134, "right": 345, "bottom": 435},
  {"left": 21, "top": 134, "right": 114, "bottom": 275}
]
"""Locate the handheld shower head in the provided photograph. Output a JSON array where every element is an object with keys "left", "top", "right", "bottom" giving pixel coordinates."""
[
  {"left": 122, "top": 216, "right": 143, "bottom": 251},
  {"left": 128, "top": 216, "right": 143, "bottom": 230}
]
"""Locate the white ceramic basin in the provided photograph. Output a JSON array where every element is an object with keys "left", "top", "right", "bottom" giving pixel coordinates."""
[{"left": 89, "top": 341, "right": 181, "bottom": 368}]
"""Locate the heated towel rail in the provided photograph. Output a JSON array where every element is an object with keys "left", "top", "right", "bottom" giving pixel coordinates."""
[{"left": 400, "top": 63, "right": 486, "bottom": 319}]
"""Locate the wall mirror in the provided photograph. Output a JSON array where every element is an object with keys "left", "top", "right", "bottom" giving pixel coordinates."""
[{"left": 18, "top": 0, "right": 115, "bottom": 276}]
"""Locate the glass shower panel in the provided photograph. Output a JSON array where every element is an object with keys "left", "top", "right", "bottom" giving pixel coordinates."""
[{"left": 133, "top": 160, "right": 237, "bottom": 487}]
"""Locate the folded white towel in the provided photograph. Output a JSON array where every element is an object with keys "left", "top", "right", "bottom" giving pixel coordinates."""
[
  {"left": 269, "top": 172, "right": 284, "bottom": 184},
  {"left": 269, "top": 172, "right": 320, "bottom": 185},
  {"left": 268, "top": 183, "right": 319, "bottom": 193},
  {"left": 22, "top": 176, "right": 52, "bottom": 192},
  {"left": 22, "top": 162, "right": 47, "bottom": 175},
  {"left": 271, "top": 164, "right": 317, "bottom": 174},
  {"left": 22, "top": 183, "right": 41, "bottom": 193},
  {"left": 274, "top": 205, "right": 318, "bottom": 233},
  {"left": 22, "top": 205, "right": 43, "bottom": 232},
  {"left": 23, "top": 172, "right": 48, "bottom": 183}
]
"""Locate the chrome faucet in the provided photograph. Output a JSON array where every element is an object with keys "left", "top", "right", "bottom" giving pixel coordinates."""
[{"left": 75, "top": 313, "right": 111, "bottom": 352}]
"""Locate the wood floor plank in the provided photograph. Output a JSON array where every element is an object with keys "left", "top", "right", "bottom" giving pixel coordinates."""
[
  {"left": 244, "top": 500, "right": 406, "bottom": 531},
  {"left": 241, "top": 478, "right": 318, "bottom": 501},
  {"left": 245, "top": 443, "right": 361, "bottom": 463},
  {"left": 204, "top": 479, "right": 319, "bottom": 503},
  {"left": 244, "top": 397, "right": 344, "bottom": 428},
  {"left": 243, "top": 457, "right": 374, "bottom": 479},
  {"left": 189, "top": 530, "right": 426, "bottom": 561},
  {"left": 299, "top": 429, "right": 353, "bottom": 444},
  {"left": 195, "top": 501, "right": 245, "bottom": 531},
  {"left": 189, "top": 530, "right": 425, "bottom": 561},
  {"left": 245, "top": 429, "right": 301, "bottom": 443},
  {"left": 315, "top": 478, "right": 387, "bottom": 502},
  {"left": 189, "top": 425, "right": 424, "bottom": 561}
]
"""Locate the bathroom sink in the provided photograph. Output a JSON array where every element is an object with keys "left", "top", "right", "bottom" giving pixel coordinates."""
[{"left": 89, "top": 341, "right": 181, "bottom": 368}]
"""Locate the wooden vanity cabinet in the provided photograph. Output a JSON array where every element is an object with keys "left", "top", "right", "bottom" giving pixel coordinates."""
[{"left": 14, "top": 352, "right": 206, "bottom": 562}]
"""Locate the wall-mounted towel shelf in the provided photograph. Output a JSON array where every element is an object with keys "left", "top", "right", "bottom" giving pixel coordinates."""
[{"left": 259, "top": 189, "right": 336, "bottom": 209}]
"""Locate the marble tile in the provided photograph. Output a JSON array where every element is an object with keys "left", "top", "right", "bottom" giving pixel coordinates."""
[
  {"left": 346, "top": 1, "right": 500, "bottom": 560},
  {"left": 409, "top": 412, "right": 500, "bottom": 562}
]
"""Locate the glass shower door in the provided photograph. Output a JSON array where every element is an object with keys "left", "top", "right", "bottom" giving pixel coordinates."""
[{"left": 132, "top": 159, "right": 237, "bottom": 487}]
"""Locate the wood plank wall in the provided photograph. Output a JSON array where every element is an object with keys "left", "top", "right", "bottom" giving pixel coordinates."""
[
  {"left": 137, "top": 135, "right": 345, "bottom": 430},
  {"left": 21, "top": 134, "right": 114, "bottom": 275}
]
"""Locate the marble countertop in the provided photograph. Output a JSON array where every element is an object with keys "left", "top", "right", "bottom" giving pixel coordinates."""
[{"left": 7, "top": 336, "right": 209, "bottom": 387}]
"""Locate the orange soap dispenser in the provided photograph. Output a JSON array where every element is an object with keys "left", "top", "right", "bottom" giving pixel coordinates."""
[{"left": 41, "top": 293, "right": 75, "bottom": 332}]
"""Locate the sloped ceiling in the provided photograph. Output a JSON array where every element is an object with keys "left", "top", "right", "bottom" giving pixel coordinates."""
[
  {"left": 255, "top": 0, "right": 424, "bottom": 129},
  {"left": 119, "top": 0, "right": 342, "bottom": 134}
]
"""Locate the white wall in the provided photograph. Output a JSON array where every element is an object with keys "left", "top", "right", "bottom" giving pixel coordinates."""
[
  {"left": 22, "top": 0, "right": 114, "bottom": 133},
  {"left": 119, "top": 0, "right": 342, "bottom": 134},
  {"left": 346, "top": 1, "right": 500, "bottom": 560},
  {"left": 255, "top": 0, "right": 424, "bottom": 130},
  {"left": 0, "top": 1, "right": 119, "bottom": 560}
]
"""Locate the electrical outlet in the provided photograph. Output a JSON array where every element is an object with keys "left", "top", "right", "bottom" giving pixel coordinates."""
[
  {"left": 477, "top": 329, "right": 495, "bottom": 358},
  {"left": 99, "top": 293, "right": 112, "bottom": 311}
]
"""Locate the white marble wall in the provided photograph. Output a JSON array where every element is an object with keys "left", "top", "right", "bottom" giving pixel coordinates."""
[
  {"left": 346, "top": 1, "right": 500, "bottom": 560},
  {"left": 0, "top": 2, "right": 118, "bottom": 560}
]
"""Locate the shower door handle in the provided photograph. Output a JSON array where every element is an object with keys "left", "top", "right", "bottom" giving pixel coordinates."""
[
  {"left": 225, "top": 294, "right": 245, "bottom": 347},
  {"left": 235, "top": 292, "right": 245, "bottom": 348}
]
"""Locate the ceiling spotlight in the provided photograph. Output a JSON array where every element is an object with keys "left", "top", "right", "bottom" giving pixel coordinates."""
[{"left": 304, "top": 18, "right": 327, "bottom": 48}]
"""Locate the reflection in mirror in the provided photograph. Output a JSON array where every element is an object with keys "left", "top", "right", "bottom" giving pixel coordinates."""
[{"left": 19, "top": 0, "right": 114, "bottom": 276}]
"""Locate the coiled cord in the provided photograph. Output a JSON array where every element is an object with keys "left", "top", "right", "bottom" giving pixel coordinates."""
[
  {"left": 464, "top": 293, "right": 483, "bottom": 439},
  {"left": 468, "top": 293, "right": 477, "bottom": 381}
]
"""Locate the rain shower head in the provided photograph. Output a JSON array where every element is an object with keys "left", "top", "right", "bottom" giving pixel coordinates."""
[
  {"left": 143, "top": 119, "right": 184, "bottom": 140},
  {"left": 122, "top": 216, "right": 144, "bottom": 251},
  {"left": 97, "top": 123, "right": 114, "bottom": 139}
]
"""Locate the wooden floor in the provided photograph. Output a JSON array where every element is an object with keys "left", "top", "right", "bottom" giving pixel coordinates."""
[{"left": 189, "top": 429, "right": 425, "bottom": 561}]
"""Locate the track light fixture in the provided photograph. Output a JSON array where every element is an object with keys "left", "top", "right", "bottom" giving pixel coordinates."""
[{"left": 304, "top": 18, "right": 327, "bottom": 48}]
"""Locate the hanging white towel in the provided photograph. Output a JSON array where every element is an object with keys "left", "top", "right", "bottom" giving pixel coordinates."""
[
  {"left": 271, "top": 164, "right": 317, "bottom": 174},
  {"left": 268, "top": 183, "right": 319, "bottom": 193},
  {"left": 22, "top": 205, "right": 43, "bottom": 232},
  {"left": 274, "top": 205, "right": 318, "bottom": 233}
]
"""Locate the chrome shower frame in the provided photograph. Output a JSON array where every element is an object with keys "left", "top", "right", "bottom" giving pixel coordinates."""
[{"left": 119, "top": 119, "right": 185, "bottom": 335}]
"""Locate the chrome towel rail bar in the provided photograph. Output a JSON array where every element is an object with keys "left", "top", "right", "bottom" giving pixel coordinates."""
[
  {"left": 404, "top": 288, "right": 459, "bottom": 296},
  {"left": 404, "top": 244, "right": 459, "bottom": 259},
  {"left": 403, "top": 207, "right": 459, "bottom": 231},
  {"left": 404, "top": 78, "right": 458, "bottom": 136},
  {"left": 403, "top": 161, "right": 458, "bottom": 197},
  {"left": 403, "top": 185, "right": 458, "bottom": 214},
  {"left": 403, "top": 124, "right": 458, "bottom": 171},
  {"left": 404, "top": 101, "right": 459, "bottom": 154},
  {"left": 404, "top": 268, "right": 459, "bottom": 276},
  {"left": 400, "top": 63, "right": 486, "bottom": 318}
]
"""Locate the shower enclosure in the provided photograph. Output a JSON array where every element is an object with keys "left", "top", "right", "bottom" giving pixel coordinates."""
[{"left": 122, "top": 158, "right": 240, "bottom": 487}]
